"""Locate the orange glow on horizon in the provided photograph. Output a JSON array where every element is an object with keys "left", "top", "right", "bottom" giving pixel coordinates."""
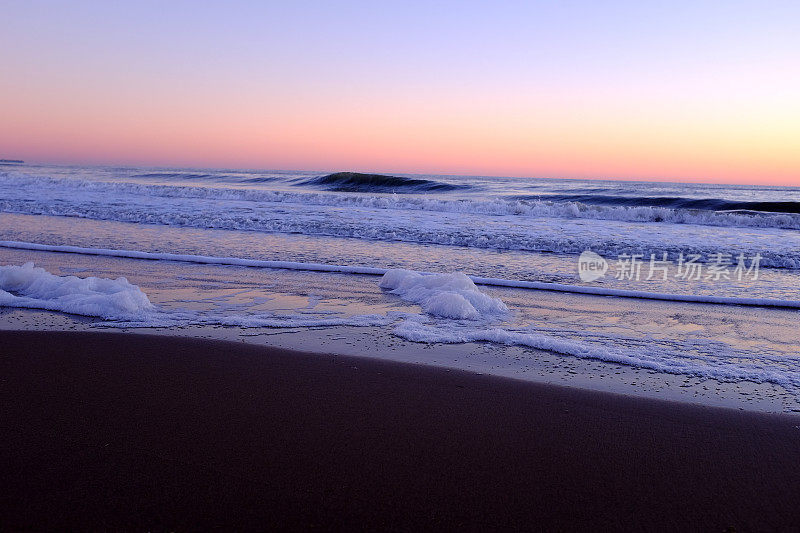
[
  {"left": 3, "top": 89, "right": 798, "bottom": 186},
  {"left": 3, "top": 2, "right": 799, "bottom": 186}
]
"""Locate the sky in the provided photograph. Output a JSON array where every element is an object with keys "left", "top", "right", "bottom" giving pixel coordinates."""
[{"left": 1, "top": 1, "right": 799, "bottom": 184}]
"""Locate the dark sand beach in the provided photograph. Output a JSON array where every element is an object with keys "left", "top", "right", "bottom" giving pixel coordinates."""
[{"left": 1, "top": 330, "right": 799, "bottom": 531}]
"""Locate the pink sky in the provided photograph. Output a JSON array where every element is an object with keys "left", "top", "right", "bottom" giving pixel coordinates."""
[{"left": 2, "top": 2, "right": 798, "bottom": 185}]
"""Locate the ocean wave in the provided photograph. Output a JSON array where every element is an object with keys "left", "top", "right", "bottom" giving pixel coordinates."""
[
  {"left": 133, "top": 171, "right": 278, "bottom": 184},
  {"left": 0, "top": 260, "right": 390, "bottom": 328},
  {"left": 239, "top": 177, "right": 277, "bottom": 183},
  {"left": 4, "top": 241, "right": 800, "bottom": 307},
  {"left": 2, "top": 195, "right": 799, "bottom": 269},
  {"left": 298, "top": 171, "right": 469, "bottom": 193},
  {"left": 393, "top": 319, "right": 800, "bottom": 390},
  {"left": 519, "top": 193, "right": 800, "bottom": 214},
  {"left": 3, "top": 172, "right": 800, "bottom": 231},
  {"left": 134, "top": 172, "right": 220, "bottom": 180},
  {"left": 4, "top": 258, "right": 798, "bottom": 394}
]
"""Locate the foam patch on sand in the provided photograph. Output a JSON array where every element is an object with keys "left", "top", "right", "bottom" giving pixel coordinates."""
[
  {"left": 392, "top": 318, "right": 800, "bottom": 390},
  {"left": 379, "top": 269, "right": 508, "bottom": 320},
  {"left": 0, "top": 262, "right": 391, "bottom": 328},
  {"left": 5, "top": 242, "right": 800, "bottom": 308},
  {"left": 0, "top": 262, "right": 154, "bottom": 319}
]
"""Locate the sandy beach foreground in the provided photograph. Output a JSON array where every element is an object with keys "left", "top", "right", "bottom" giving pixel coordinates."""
[{"left": 1, "top": 331, "right": 799, "bottom": 531}]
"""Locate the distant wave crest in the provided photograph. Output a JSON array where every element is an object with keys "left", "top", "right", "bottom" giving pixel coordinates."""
[
  {"left": 518, "top": 193, "right": 800, "bottom": 214},
  {"left": 2, "top": 172, "right": 800, "bottom": 231},
  {"left": 298, "top": 172, "right": 470, "bottom": 193}
]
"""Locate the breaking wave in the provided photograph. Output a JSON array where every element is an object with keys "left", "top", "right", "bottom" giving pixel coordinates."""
[
  {"left": 520, "top": 193, "right": 800, "bottom": 214},
  {"left": 3, "top": 172, "right": 800, "bottom": 230},
  {"left": 298, "top": 172, "right": 469, "bottom": 193},
  {"left": 4, "top": 241, "right": 800, "bottom": 308}
]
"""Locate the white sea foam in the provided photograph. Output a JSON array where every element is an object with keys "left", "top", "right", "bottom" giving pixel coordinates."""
[
  {"left": 0, "top": 260, "right": 391, "bottom": 328},
  {"left": 4, "top": 241, "right": 800, "bottom": 309},
  {"left": 0, "top": 262, "right": 154, "bottom": 318},
  {"left": 2, "top": 259, "right": 799, "bottom": 395},
  {"left": 392, "top": 318, "right": 800, "bottom": 390},
  {"left": 4, "top": 173, "right": 800, "bottom": 269},
  {"left": 379, "top": 269, "right": 508, "bottom": 319},
  {"left": 3, "top": 172, "right": 800, "bottom": 230}
]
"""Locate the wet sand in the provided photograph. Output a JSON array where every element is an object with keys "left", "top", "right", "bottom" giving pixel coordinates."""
[{"left": 1, "top": 330, "right": 799, "bottom": 531}]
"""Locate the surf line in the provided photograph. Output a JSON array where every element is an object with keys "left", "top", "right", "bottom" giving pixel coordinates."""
[{"left": 2, "top": 240, "right": 799, "bottom": 309}]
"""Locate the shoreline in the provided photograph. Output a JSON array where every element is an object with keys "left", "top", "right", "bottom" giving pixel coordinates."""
[
  {"left": 3, "top": 242, "right": 800, "bottom": 416},
  {"left": 6, "top": 238, "right": 800, "bottom": 308},
  {"left": 2, "top": 330, "right": 799, "bottom": 530}
]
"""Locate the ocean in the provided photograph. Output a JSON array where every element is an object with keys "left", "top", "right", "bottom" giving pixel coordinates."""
[{"left": 1, "top": 163, "right": 799, "bottom": 408}]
